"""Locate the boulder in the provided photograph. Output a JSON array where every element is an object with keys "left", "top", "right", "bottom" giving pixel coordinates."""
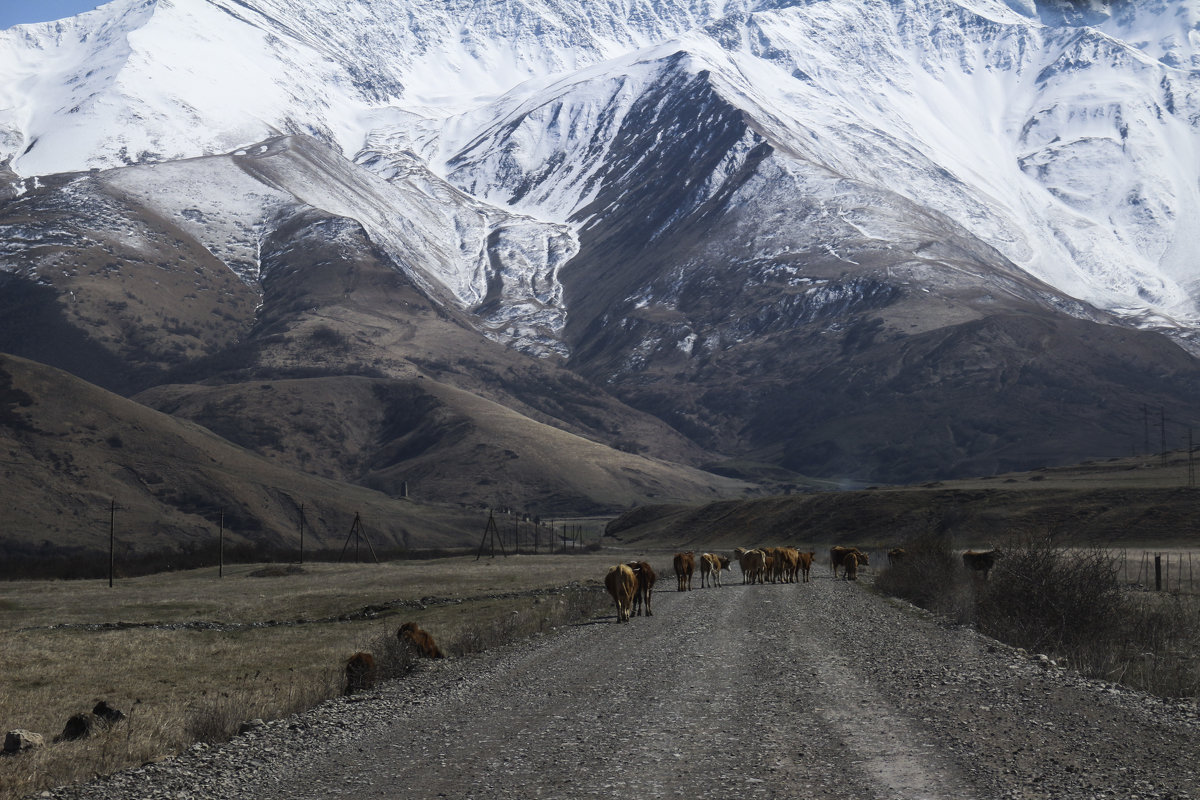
[{"left": 3, "top": 729, "right": 44, "bottom": 754}]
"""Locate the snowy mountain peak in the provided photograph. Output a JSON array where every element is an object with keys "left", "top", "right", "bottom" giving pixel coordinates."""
[{"left": 1, "top": 0, "right": 1199, "bottom": 344}]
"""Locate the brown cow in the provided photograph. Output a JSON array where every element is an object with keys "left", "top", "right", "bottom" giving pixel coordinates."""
[
  {"left": 673, "top": 551, "right": 695, "bottom": 591},
  {"left": 843, "top": 551, "right": 860, "bottom": 581},
  {"left": 344, "top": 651, "right": 377, "bottom": 694},
  {"left": 606, "top": 564, "right": 638, "bottom": 622},
  {"left": 742, "top": 549, "right": 767, "bottom": 584},
  {"left": 628, "top": 561, "right": 656, "bottom": 616},
  {"left": 962, "top": 549, "right": 1001, "bottom": 580},
  {"left": 798, "top": 550, "right": 815, "bottom": 582},
  {"left": 830, "top": 546, "right": 869, "bottom": 579},
  {"left": 888, "top": 547, "right": 907, "bottom": 566},
  {"left": 777, "top": 547, "right": 801, "bottom": 583},
  {"left": 398, "top": 621, "right": 445, "bottom": 659}
]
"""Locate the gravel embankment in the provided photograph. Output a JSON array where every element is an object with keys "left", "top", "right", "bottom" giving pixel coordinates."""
[{"left": 42, "top": 571, "right": 1200, "bottom": 799}]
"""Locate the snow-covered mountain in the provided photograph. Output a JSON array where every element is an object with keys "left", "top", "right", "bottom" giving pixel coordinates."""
[
  {"left": 3, "top": 0, "right": 1200, "bottom": 492},
  {"left": 2, "top": 0, "right": 1198, "bottom": 333}
]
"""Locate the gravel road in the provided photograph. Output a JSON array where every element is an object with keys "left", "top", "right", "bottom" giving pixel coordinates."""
[{"left": 46, "top": 570, "right": 1200, "bottom": 800}]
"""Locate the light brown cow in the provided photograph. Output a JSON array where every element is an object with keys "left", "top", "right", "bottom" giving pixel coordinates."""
[
  {"left": 628, "top": 561, "right": 656, "bottom": 616},
  {"left": 830, "top": 546, "right": 870, "bottom": 579},
  {"left": 673, "top": 551, "right": 695, "bottom": 591},
  {"left": 798, "top": 551, "right": 815, "bottom": 582},
  {"left": 344, "top": 651, "right": 377, "bottom": 694},
  {"left": 699, "top": 553, "right": 727, "bottom": 588},
  {"left": 606, "top": 564, "right": 638, "bottom": 622},
  {"left": 843, "top": 551, "right": 860, "bottom": 581},
  {"left": 777, "top": 547, "right": 801, "bottom": 583},
  {"left": 734, "top": 547, "right": 751, "bottom": 583},
  {"left": 741, "top": 549, "right": 767, "bottom": 584},
  {"left": 398, "top": 621, "right": 445, "bottom": 659}
]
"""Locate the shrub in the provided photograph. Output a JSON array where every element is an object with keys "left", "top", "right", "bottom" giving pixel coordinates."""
[
  {"left": 874, "top": 532, "right": 972, "bottom": 620},
  {"left": 975, "top": 535, "right": 1122, "bottom": 659}
]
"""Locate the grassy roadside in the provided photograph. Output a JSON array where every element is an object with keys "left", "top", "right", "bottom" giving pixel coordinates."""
[
  {"left": 0, "top": 553, "right": 619, "bottom": 800},
  {"left": 874, "top": 535, "right": 1200, "bottom": 698}
]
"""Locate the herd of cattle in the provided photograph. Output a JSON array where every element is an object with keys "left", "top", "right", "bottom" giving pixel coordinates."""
[{"left": 604, "top": 545, "right": 1003, "bottom": 622}]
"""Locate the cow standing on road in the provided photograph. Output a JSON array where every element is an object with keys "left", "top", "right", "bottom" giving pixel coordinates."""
[
  {"left": 830, "top": 546, "right": 869, "bottom": 579},
  {"left": 606, "top": 564, "right": 638, "bottom": 622},
  {"left": 673, "top": 552, "right": 695, "bottom": 591},
  {"left": 628, "top": 561, "right": 656, "bottom": 616}
]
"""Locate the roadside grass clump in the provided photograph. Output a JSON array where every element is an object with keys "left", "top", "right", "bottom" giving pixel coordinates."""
[
  {"left": 184, "top": 668, "right": 342, "bottom": 743},
  {"left": 877, "top": 534, "right": 1200, "bottom": 698},
  {"left": 441, "top": 585, "right": 609, "bottom": 657}
]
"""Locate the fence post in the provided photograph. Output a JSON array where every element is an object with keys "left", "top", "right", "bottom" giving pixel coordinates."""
[{"left": 1155, "top": 554, "right": 1162, "bottom": 591}]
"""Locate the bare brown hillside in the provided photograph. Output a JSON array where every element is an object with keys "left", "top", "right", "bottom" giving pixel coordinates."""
[
  {"left": 605, "top": 453, "right": 1200, "bottom": 550},
  {"left": 0, "top": 353, "right": 477, "bottom": 558}
]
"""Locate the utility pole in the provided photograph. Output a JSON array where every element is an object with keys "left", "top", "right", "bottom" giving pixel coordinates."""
[
  {"left": 475, "top": 510, "right": 508, "bottom": 560},
  {"left": 1161, "top": 407, "right": 1167, "bottom": 466},
  {"left": 218, "top": 507, "right": 225, "bottom": 578},
  {"left": 339, "top": 512, "right": 379, "bottom": 563},
  {"left": 298, "top": 502, "right": 306, "bottom": 565},
  {"left": 109, "top": 499, "right": 116, "bottom": 589},
  {"left": 1189, "top": 428, "right": 1195, "bottom": 489}
]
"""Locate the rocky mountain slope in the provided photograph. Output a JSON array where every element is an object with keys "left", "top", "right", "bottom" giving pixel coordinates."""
[{"left": 1, "top": 0, "right": 1199, "bottom": 550}]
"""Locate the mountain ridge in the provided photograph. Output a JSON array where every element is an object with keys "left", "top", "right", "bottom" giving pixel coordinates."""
[{"left": 2, "top": 0, "right": 1200, "bottom": 551}]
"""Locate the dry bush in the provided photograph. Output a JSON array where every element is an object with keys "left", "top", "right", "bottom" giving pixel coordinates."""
[
  {"left": 976, "top": 536, "right": 1123, "bottom": 657},
  {"left": 874, "top": 533, "right": 973, "bottom": 621}
]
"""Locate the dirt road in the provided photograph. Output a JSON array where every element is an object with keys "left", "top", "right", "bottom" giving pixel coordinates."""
[{"left": 52, "top": 571, "right": 1199, "bottom": 799}]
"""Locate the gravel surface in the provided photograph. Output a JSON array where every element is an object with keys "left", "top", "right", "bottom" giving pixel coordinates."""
[{"left": 42, "top": 571, "right": 1200, "bottom": 799}]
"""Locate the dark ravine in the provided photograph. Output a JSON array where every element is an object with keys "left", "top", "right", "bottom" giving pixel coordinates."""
[{"left": 44, "top": 569, "right": 1200, "bottom": 800}]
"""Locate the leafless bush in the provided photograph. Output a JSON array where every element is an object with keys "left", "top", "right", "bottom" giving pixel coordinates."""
[
  {"left": 874, "top": 533, "right": 973, "bottom": 620},
  {"left": 976, "top": 536, "right": 1122, "bottom": 657}
]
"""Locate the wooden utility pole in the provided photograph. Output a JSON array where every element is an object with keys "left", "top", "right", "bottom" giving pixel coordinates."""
[
  {"left": 1189, "top": 429, "right": 1195, "bottom": 489},
  {"left": 108, "top": 498, "right": 116, "bottom": 589},
  {"left": 476, "top": 510, "right": 508, "bottom": 560},
  {"left": 1161, "top": 407, "right": 1167, "bottom": 466},
  {"left": 298, "top": 503, "right": 306, "bottom": 565},
  {"left": 339, "top": 512, "right": 379, "bottom": 563},
  {"left": 218, "top": 508, "right": 225, "bottom": 578}
]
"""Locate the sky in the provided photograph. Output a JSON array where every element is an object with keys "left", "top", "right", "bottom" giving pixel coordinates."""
[{"left": 0, "top": 1, "right": 101, "bottom": 29}]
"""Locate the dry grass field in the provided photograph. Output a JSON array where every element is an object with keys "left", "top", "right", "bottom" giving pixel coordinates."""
[{"left": 0, "top": 552, "right": 630, "bottom": 800}]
